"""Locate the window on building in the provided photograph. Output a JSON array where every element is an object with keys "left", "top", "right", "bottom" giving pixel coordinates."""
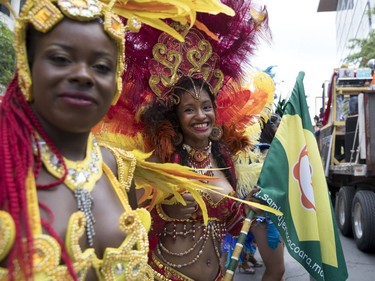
[{"left": 337, "top": 0, "right": 354, "bottom": 10}]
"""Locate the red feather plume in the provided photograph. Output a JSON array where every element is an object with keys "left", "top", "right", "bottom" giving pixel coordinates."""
[{"left": 99, "top": 0, "right": 272, "bottom": 151}]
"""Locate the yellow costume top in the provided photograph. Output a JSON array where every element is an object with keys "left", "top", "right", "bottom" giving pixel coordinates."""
[{"left": 0, "top": 144, "right": 153, "bottom": 280}]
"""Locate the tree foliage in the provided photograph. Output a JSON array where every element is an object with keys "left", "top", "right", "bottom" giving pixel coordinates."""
[
  {"left": 345, "top": 7, "right": 375, "bottom": 67},
  {"left": 345, "top": 31, "right": 375, "bottom": 67},
  {"left": 0, "top": 21, "right": 16, "bottom": 91}
]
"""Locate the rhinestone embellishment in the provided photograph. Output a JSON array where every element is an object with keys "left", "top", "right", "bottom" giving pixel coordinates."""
[{"left": 58, "top": 0, "right": 102, "bottom": 18}]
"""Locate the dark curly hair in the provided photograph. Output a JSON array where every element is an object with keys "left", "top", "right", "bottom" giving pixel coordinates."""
[{"left": 142, "top": 76, "right": 236, "bottom": 187}]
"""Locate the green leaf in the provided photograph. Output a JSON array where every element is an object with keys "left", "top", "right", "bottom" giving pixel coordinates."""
[{"left": 0, "top": 21, "right": 16, "bottom": 89}]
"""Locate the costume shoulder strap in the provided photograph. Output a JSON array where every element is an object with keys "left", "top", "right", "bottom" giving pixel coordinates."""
[{"left": 99, "top": 143, "right": 137, "bottom": 193}]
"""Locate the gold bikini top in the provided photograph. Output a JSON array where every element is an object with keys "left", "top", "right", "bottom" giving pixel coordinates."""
[{"left": 0, "top": 146, "right": 153, "bottom": 280}]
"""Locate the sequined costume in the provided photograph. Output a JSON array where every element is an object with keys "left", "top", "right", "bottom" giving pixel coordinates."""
[{"left": 0, "top": 144, "right": 152, "bottom": 280}]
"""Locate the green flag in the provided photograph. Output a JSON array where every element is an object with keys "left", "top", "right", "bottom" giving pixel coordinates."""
[{"left": 256, "top": 72, "right": 348, "bottom": 281}]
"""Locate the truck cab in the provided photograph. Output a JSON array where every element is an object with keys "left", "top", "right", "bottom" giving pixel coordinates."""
[{"left": 317, "top": 67, "right": 375, "bottom": 252}]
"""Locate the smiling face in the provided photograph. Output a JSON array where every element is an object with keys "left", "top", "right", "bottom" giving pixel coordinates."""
[
  {"left": 29, "top": 18, "right": 117, "bottom": 134},
  {"left": 176, "top": 87, "right": 216, "bottom": 148}
]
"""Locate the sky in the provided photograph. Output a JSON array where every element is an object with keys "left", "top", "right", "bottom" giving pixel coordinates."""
[{"left": 250, "top": 0, "right": 337, "bottom": 119}]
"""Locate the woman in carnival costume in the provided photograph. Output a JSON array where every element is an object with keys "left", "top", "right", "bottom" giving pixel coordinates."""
[
  {"left": 223, "top": 110, "right": 284, "bottom": 278},
  {"left": 0, "top": 0, "right": 235, "bottom": 280},
  {"left": 94, "top": 1, "right": 284, "bottom": 280},
  {"left": 143, "top": 29, "right": 285, "bottom": 281}
]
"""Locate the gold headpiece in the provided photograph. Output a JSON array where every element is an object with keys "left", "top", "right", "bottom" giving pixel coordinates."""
[
  {"left": 11, "top": 0, "right": 235, "bottom": 104},
  {"left": 148, "top": 23, "right": 224, "bottom": 102},
  {"left": 15, "top": 0, "right": 128, "bottom": 104}
]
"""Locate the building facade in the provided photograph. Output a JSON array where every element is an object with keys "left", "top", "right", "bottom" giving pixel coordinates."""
[{"left": 318, "top": 0, "right": 375, "bottom": 65}]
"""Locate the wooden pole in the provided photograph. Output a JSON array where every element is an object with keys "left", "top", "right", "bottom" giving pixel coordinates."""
[{"left": 222, "top": 211, "right": 254, "bottom": 281}]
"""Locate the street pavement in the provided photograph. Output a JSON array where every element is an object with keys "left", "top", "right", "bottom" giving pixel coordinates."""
[
  {"left": 233, "top": 233, "right": 375, "bottom": 281},
  {"left": 233, "top": 246, "right": 308, "bottom": 281}
]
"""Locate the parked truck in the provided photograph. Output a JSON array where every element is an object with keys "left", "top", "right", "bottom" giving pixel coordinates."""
[{"left": 317, "top": 67, "right": 375, "bottom": 252}]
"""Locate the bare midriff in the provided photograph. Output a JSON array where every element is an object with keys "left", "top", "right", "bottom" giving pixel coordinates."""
[{"left": 155, "top": 220, "right": 225, "bottom": 281}]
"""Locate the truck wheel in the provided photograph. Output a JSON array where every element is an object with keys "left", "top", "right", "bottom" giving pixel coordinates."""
[
  {"left": 352, "top": 190, "right": 375, "bottom": 252},
  {"left": 335, "top": 186, "right": 355, "bottom": 237}
]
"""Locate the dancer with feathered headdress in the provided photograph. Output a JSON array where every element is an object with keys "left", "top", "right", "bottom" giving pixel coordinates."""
[{"left": 94, "top": 0, "right": 285, "bottom": 280}]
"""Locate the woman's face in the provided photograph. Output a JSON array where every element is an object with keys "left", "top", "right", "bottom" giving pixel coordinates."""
[
  {"left": 30, "top": 18, "right": 117, "bottom": 134},
  {"left": 176, "top": 89, "right": 215, "bottom": 148}
]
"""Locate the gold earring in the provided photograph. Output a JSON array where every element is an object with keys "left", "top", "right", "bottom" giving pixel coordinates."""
[
  {"left": 209, "top": 125, "right": 223, "bottom": 141},
  {"left": 173, "top": 132, "right": 183, "bottom": 146}
]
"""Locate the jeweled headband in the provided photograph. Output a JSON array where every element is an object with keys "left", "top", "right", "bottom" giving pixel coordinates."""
[
  {"left": 15, "top": 0, "right": 128, "bottom": 104},
  {"left": 11, "top": 0, "right": 235, "bottom": 104}
]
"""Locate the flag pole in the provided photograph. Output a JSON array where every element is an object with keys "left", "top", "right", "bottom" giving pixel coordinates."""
[{"left": 223, "top": 211, "right": 255, "bottom": 281}]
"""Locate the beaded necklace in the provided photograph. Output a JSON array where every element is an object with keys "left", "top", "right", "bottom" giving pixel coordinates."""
[
  {"left": 156, "top": 221, "right": 226, "bottom": 269},
  {"left": 182, "top": 141, "right": 214, "bottom": 177},
  {"left": 35, "top": 133, "right": 102, "bottom": 246}
]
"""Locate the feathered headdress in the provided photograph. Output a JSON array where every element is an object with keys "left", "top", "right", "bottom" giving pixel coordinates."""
[
  {"left": 121, "top": 0, "right": 270, "bottom": 100},
  {"left": 95, "top": 0, "right": 273, "bottom": 152},
  {"left": 92, "top": 0, "right": 281, "bottom": 220}
]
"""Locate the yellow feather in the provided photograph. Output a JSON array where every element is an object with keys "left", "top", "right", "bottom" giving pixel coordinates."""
[
  {"left": 134, "top": 150, "right": 275, "bottom": 223},
  {"left": 108, "top": 0, "right": 235, "bottom": 41},
  {"left": 94, "top": 132, "right": 145, "bottom": 151},
  {"left": 130, "top": 149, "right": 282, "bottom": 223},
  {"left": 101, "top": 139, "right": 283, "bottom": 223}
]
